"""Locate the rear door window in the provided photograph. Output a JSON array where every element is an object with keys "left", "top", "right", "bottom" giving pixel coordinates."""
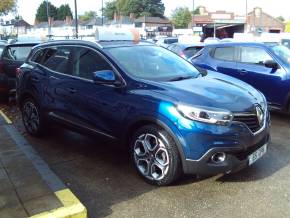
[
  {"left": 240, "top": 46, "right": 273, "bottom": 65},
  {"left": 2, "top": 45, "right": 34, "bottom": 61},
  {"left": 213, "top": 47, "right": 235, "bottom": 61},
  {"left": 41, "top": 47, "right": 73, "bottom": 75}
]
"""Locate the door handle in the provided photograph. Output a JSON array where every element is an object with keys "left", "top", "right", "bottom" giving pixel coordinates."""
[
  {"left": 31, "top": 76, "right": 40, "bottom": 82},
  {"left": 49, "top": 76, "right": 60, "bottom": 80},
  {"left": 239, "top": 69, "right": 248, "bottom": 75},
  {"left": 67, "top": 87, "right": 77, "bottom": 94}
]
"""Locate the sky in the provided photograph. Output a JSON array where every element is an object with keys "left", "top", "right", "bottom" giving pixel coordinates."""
[{"left": 3, "top": 0, "right": 290, "bottom": 25}]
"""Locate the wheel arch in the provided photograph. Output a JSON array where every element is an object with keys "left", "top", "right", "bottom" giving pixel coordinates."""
[{"left": 123, "top": 116, "right": 188, "bottom": 173}]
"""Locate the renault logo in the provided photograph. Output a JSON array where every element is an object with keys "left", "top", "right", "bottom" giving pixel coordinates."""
[{"left": 256, "top": 105, "right": 264, "bottom": 127}]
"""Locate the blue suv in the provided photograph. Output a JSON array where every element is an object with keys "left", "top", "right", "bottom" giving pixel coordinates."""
[
  {"left": 16, "top": 40, "right": 270, "bottom": 185},
  {"left": 191, "top": 42, "right": 290, "bottom": 113}
]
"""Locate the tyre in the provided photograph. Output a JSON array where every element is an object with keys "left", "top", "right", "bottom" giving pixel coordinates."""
[
  {"left": 131, "top": 124, "right": 182, "bottom": 186},
  {"left": 21, "top": 98, "right": 45, "bottom": 137}
]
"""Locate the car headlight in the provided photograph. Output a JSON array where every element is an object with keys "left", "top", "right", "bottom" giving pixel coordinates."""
[{"left": 177, "top": 105, "right": 233, "bottom": 125}]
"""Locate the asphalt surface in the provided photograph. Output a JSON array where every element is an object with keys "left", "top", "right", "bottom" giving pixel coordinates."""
[{"left": 2, "top": 103, "right": 290, "bottom": 218}]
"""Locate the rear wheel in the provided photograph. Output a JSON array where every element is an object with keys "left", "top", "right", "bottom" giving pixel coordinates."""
[
  {"left": 131, "top": 124, "right": 182, "bottom": 186},
  {"left": 21, "top": 98, "right": 45, "bottom": 137}
]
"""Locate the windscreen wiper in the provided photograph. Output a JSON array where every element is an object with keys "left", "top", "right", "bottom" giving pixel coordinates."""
[{"left": 169, "top": 75, "right": 195, "bottom": 82}]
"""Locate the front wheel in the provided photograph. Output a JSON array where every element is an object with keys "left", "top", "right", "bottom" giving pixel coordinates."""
[{"left": 131, "top": 124, "right": 182, "bottom": 186}]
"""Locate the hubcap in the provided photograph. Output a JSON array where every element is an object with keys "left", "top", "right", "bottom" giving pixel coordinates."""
[
  {"left": 133, "top": 133, "right": 169, "bottom": 181},
  {"left": 22, "top": 101, "right": 40, "bottom": 133}
]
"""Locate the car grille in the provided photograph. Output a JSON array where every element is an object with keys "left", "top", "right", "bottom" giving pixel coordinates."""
[{"left": 233, "top": 113, "right": 261, "bottom": 133}]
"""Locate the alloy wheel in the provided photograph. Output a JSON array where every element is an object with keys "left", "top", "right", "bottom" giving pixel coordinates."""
[
  {"left": 133, "top": 133, "right": 169, "bottom": 181},
  {"left": 22, "top": 101, "right": 40, "bottom": 134}
]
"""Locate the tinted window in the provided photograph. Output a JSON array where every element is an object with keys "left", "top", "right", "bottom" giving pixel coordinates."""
[
  {"left": 73, "top": 48, "right": 112, "bottom": 80},
  {"left": 107, "top": 46, "right": 199, "bottom": 81},
  {"left": 184, "top": 46, "right": 204, "bottom": 58},
  {"left": 31, "top": 49, "right": 46, "bottom": 64},
  {"left": 240, "top": 47, "right": 272, "bottom": 64},
  {"left": 213, "top": 47, "right": 235, "bottom": 61},
  {"left": 3, "top": 45, "right": 34, "bottom": 61},
  {"left": 42, "top": 47, "right": 73, "bottom": 74},
  {"left": 164, "top": 38, "right": 178, "bottom": 44}
]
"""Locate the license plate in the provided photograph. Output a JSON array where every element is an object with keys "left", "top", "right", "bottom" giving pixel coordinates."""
[{"left": 248, "top": 144, "right": 268, "bottom": 166}]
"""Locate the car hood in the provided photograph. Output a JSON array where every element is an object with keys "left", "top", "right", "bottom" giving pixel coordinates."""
[{"left": 151, "top": 71, "right": 264, "bottom": 113}]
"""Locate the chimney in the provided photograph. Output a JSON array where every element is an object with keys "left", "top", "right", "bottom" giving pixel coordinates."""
[
  {"left": 65, "top": 16, "right": 72, "bottom": 25},
  {"left": 48, "top": 17, "right": 54, "bottom": 26}
]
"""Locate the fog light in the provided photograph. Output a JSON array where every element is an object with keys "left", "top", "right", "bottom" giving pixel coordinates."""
[{"left": 211, "top": 152, "right": 226, "bottom": 164}]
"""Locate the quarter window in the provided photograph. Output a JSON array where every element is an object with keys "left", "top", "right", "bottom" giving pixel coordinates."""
[
  {"left": 240, "top": 47, "right": 273, "bottom": 64},
  {"left": 213, "top": 47, "right": 235, "bottom": 61},
  {"left": 72, "top": 48, "right": 112, "bottom": 80}
]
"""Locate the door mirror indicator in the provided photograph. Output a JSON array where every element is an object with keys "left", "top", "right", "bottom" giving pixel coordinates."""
[
  {"left": 264, "top": 60, "right": 280, "bottom": 69},
  {"left": 93, "top": 70, "right": 123, "bottom": 86}
]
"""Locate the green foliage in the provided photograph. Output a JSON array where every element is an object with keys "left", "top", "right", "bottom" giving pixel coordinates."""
[
  {"left": 35, "top": 1, "right": 58, "bottom": 22},
  {"left": 0, "top": 0, "right": 16, "bottom": 15},
  {"left": 171, "top": 7, "right": 192, "bottom": 29},
  {"left": 103, "top": 0, "right": 117, "bottom": 20},
  {"left": 193, "top": 6, "right": 202, "bottom": 15},
  {"left": 56, "top": 4, "right": 73, "bottom": 20},
  {"left": 103, "top": 0, "right": 164, "bottom": 19},
  {"left": 285, "top": 21, "right": 290, "bottom": 33},
  {"left": 276, "top": 16, "right": 285, "bottom": 22},
  {"left": 79, "top": 11, "right": 98, "bottom": 21}
]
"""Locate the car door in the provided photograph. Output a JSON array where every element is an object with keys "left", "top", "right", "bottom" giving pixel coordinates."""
[
  {"left": 210, "top": 46, "right": 240, "bottom": 78},
  {"left": 35, "top": 46, "right": 77, "bottom": 118},
  {"left": 67, "top": 46, "right": 125, "bottom": 138},
  {"left": 236, "top": 46, "right": 285, "bottom": 105}
]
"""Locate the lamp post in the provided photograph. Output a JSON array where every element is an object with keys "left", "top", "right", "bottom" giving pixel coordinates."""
[
  {"left": 46, "top": 0, "right": 51, "bottom": 38},
  {"left": 102, "top": 0, "right": 104, "bottom": 26},
  {"left": 192, "top": 0, "right": 195, "bottom": 28},
  {"left": 74, "top": 0, "right": 78, "bottom": 39}
]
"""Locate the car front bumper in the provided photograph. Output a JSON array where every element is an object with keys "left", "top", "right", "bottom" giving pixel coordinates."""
[{"left": 183, "top": 134, "right": 270, "bottom": 175}]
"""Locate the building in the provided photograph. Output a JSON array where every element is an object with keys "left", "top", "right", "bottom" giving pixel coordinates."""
[
  {"left": 193, "top": 6, "right": 246, "bottom": 39},
  {"left": 27, "top": 16, "right": 104, "bottom": 39},
  {"left": 0, "top": 19, "right": 31, "bottom": 38},
  {"left": 247, "top": 7, "right": 285, "bottom": 34},
  {"left": 193, "top": 6, "right": 285, "bottom": 39}
]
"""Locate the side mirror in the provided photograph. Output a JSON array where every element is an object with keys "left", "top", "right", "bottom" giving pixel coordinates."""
[
  {"left": 264, "top": 60, "right": 280, "bottom": 69},
  {"left": 93, "top": 70, "right": 120, "bottom": 85}
]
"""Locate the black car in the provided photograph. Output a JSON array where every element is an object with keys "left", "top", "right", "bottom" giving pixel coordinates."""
[
  {"left": 167, "top": 43, "right": 204, "bottom": 60},
  {"left": 0, "top": 42, "right": 38, "bottom": 99}
]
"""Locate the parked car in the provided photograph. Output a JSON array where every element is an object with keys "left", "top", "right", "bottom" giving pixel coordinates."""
[
  {"left": 156, "top": 37, "right": 178, "bottom": 48},
  {"left": 167, "top": 43, "right": 204, "bottom": 60},
  {"left": 0, "top": 42, "right": 38, "bottom": 99},
  {"left": 191, "top": 42, "right": 290, "bottom": 113},
  {"left": 17, "top": 39, "right": 270, "bottom": 186}
]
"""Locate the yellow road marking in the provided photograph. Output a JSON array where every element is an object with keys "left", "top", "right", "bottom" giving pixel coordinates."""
[
  {"left": 30, "top": 189, "right": 87, "bottom": 218},
  {"left": 0, "top": 110, "right": 12, "bottom": 124}
]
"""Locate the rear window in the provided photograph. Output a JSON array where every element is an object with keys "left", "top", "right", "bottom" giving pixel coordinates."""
[
  {"left": 213, "top": 47, "right": 235, "bottom": 61},
  {"left": 164, "top": 38, "right": 178, "bottom": 44},
  {"left": 2, "top": 45, "right": 34, "bottom": 61},
  {"left": 183, "top": 46, "right": 204, "bottom": 58}
]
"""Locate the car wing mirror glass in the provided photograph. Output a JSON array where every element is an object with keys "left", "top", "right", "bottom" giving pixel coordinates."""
[
  {"left": 93, "top": 70, "right": 116, "bottom": 84},
  {"left": 264, "top": 60, "right": 280, "bottom": 69}
]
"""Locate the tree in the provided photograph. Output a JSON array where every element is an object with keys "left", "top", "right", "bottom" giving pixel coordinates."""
[
  {"left": 0, "top": 0, "right": 16, "bottom": 15},
  {"left": 286, "top": 21, "right": 290, "bottom": 33},
  {"left": 276, "top": 16, "right": 285, "bottom": 22},
  {"left": 193, "top": 6, "right": 202, "bottom": 15},
  {"left": 79, "top": 11, "right": 97, "bottom": 21},
  {"left": 171, "top": 7, "right": 192, "bottom": 29},
  {"left": 103, "top": 0, "right": 117, "bottom": 20},
  {"left": 56, "top": 4, "right": 73, "bottom": 20},
  {"left": 103, "top": 0, "right": 165, "bottom": 19},
  {"left": 142, "top": 0, "right": 165, "bottom": 17},
  {"left": 35, "top": 1, "right": 58, "bottom": 22}
]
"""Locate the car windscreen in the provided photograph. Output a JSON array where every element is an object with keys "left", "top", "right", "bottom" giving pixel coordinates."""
[
  {"left": 2, "top": 45, "right": 35, "bottom": 61},
  {"left": 271, "top": 45, "right": 290, "bottom": 65},
  {"left": 107, "top": 45, "right": 200, "bottom": 81},
  {"left": 183, "top": 46, "right": 204, "bottom": 58}
]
